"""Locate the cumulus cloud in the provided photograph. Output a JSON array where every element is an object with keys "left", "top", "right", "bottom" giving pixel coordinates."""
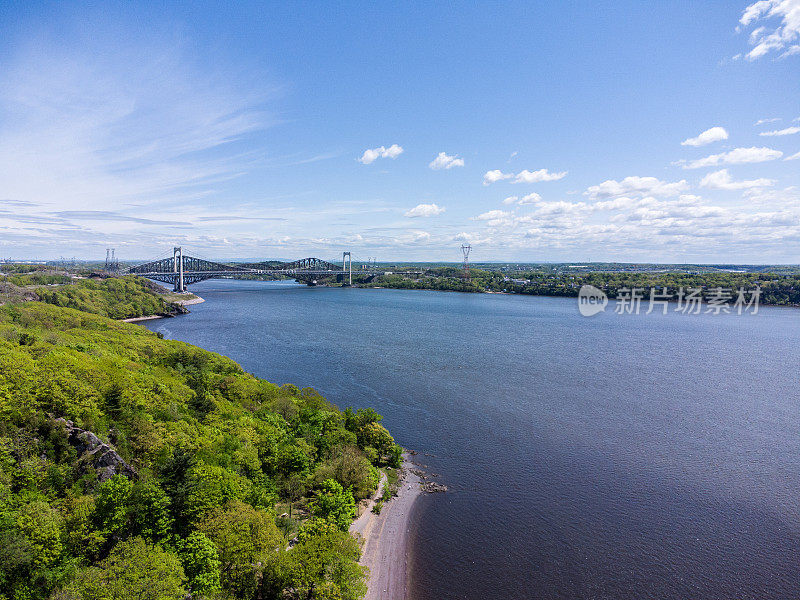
[
  {"left": 358, "top": 144, "right": 404, "bottom": 164},
  {"left": 681, "top": 126, "right": 729, "bottom": 146},
  {"left": 473, "top": 209, "right": 514, "bottom": 227},
  {"left": 699, "top": 168, "right": 775, "bottom": 190},
  {"left": 512, "top": 169, "right": 567, "bottom": 183},
  {"left": 503, "top": 193, "right": 542, "bottom": 205},
  {"left": 429, "top": 152, "right": 464, "bottom": 170},
  {"left": 483, "top": 168, "right": 566, "bottom": 185},
  {"left": 737, "top": 0, "right": 800, "bottom": 60},
  {"left": 759, "top": 126, "right": 800, "bottom": 136},
  {"left": 483, "top": 170, "right": 514, "bottom": 185},
  {"left": 679, "top": 146, "right": 783, "bottom": 168},
  {"left": 585, "top": 176, "right": 689, "bottom": 199},
  {"left": 404, "top": 203, "right": 445, "bottom": 218}
]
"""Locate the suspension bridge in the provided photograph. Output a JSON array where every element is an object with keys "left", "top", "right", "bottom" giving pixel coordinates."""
[{"left": 123, "top": 247, "right": 419, "bottom": 291}]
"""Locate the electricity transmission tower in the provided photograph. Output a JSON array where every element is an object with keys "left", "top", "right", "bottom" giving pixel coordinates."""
[
  {"left": 105, "top": 248, "right": 119, "bottom": 272},
  {"left": 461, "top": 244, "right": 472, "bottom": 279}
]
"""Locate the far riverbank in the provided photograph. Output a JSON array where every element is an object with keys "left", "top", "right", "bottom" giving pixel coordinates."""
[{"left": 121, "top": 293, "right": 204, "bottom": 322}]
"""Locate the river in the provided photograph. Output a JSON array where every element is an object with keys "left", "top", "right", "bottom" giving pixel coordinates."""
[{"left": 146, "top": 279, "right": 800, "bottom": 600}]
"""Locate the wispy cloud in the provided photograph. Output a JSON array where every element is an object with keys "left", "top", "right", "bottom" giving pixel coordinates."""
[
  {"left": 52, "top": 211, "right": 193, "bottom": 226},
  {"left": 0, "top": 34, "right": 276, "bottom": 214},
  {"left": 0, "top": 25, "right": 283, "bottom": 255},
  {"left": 759, "top": 126, "right": 800, "bottom": 136},
  {"left": 677, "top": 146, "right": 783, "bottom": 169},
  {"left": 737, "top": 0, "right": 800, "bottom": 60}
]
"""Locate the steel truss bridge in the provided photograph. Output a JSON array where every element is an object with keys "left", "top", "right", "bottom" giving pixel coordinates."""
[{"left": 124, "top": 248, "right": 418, "bottom": 291}]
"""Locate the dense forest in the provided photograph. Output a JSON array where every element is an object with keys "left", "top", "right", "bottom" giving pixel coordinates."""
[
  {"left": 33, "top": 277, "right": 185, "bottom": 320},
  {"left": 0, "top": 301, "right": 402, "bottom": 599},
  {"left": 361, "top": 269, "right": 800, "bottom": 306},
  {"left": 0, "top": 275, "right": 184, "bottom": 320}
]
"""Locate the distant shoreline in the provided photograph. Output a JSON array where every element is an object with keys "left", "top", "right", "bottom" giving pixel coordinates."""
[{"left": 121, "top": 294, "right": 204, "bottom": 322}]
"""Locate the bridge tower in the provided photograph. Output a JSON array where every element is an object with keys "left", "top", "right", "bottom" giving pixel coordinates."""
[
  {"left": 173, "top": 246, "right": 185, "bottom": 292},
  {"left": 342, "top": 251, "right": 352, "bottom": 286}
]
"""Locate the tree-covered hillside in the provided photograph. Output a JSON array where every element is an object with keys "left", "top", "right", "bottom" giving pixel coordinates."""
[
  {"left": 33, "top": 276, "right": 184, "bottom": 320},
  {"left": 0, "top": 302, "right": 401, "bottom": 600}
]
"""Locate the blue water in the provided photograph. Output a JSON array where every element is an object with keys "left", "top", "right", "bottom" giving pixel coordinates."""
[{"left": 147, "top": 280, "right": 800, "bottom": 599}]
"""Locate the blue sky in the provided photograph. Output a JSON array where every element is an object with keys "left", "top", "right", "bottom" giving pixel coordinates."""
[{"left": 1, "top": 1, "right": 799, "bottom": 263}]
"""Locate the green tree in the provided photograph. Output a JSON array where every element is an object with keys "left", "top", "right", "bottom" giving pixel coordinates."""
[
  {"left": 310, "top": 479, "right": 356, "bottom": 531},
  {"left": 16, "top": 500, "right": 63, "bottom": 569},
  {"left": 285, "top": 519, "right": 367, "bottom": 600},
  {"left": 178, "top": 531, "right": 221, "bottom": 597},
  {"left": 93, "top": 475, "right": 133, "bottom": 538},
  {"left": 60, "top": 537, "right": 186, "bottom": 600},
  {"left": 313, "top": 446, "right": 378, "bottom": 500},
  {"left": 277, "top": 472, "right": 307, "bottom": 518},
  {"left": 158, "top": 447, "right": 198, "bottom": 535},
  {"left": 129, "top": 481, "right": 173, "bottom": 543},
  {"left": 198, "top": 500, "right": 283, "bottom": 598}
]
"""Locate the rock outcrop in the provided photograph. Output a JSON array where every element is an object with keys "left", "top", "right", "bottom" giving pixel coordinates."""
[{"left": 54, "top": 418, "right": 138, "bottom": 482}]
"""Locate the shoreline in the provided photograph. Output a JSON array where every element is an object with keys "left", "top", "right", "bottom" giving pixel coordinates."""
[
  {"left": 350, "top": 454, "right": 423, "bottom": 600},
  {"left": 120, "top": 294, "right": 204, "bottom": 323},
  {"left": 176, "top": 295, "right": 205, "bottom": 306}
]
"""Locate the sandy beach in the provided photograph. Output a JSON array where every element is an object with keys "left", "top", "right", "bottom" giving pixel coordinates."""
[
  {"left": 121, "top": 314, "right": 166, "bottom": 323},
  {"left": 175, "top": 295, "right": 205, "bottom": 306},
  {"left": 350, "top": 455, "right": 423, "bottom": 600}
]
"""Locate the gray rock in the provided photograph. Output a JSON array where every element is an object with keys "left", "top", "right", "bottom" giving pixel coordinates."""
[{"left": 54, "top": 418, "right": 137, "bottom": 482}]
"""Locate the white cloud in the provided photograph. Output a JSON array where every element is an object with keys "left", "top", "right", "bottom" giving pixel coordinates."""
[
  {"left": 681, "top": 126, "right": 729, "bottom": 146},
  {"left": 517, "top": 192, "right": 542, "bottom": 205},
  {"left": 759, "top": 126, "right": 800, "bottom": 136},
  {"left": 483, "top": 170, "right": 514, "bottom": 185},
  {"left": 680, "top": 146, "right": 783, "bottom": 169},
  {"left": 429, "top": 152, "right": 464, "bottom": 170},
  {"left": 755, "top": 117, "right": 781, "bottom": 125},
  {"left": 699, "top": 168, "right": 775, "bottom": 190},
  {"left": 785, "top": 150, "right": 800, "bottom": 160},
  {"left": 738, "top": 0, "right": 800, "bottom": 60},
  {"left": 358, "top": 144, "right": 404, "bottom": 164},
  {"left": 404, "top": 203, "right": 445, "bottom": 218},
  {"left": 503, "top": 193, "right": 542, "bottom": 205},
  {"left": 585, "top": 176, "right": 689, "bottom": 199},
  {"left": 512, "top": 169, "right": 567, "bottom": 183},
  {"left": 483, "top": 168, "right": 566, "bottom": 185},
  {"left": 475, "top": 209, "right": 512, "bottom": 220},
  {"left": 473, "top": 209, "right": 514, "bottom": 227}
]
